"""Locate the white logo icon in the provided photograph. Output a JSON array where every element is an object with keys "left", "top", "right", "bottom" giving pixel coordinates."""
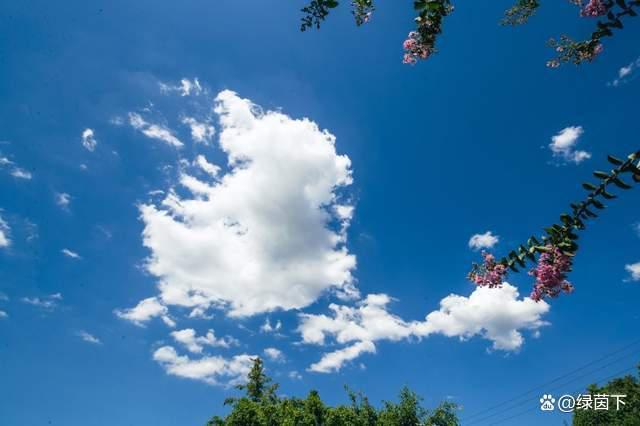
[{"left": 540, "top": 394, "right": 556, "bottom": 411}]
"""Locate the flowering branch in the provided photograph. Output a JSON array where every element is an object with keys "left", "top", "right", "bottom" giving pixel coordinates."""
[
  {"left": 299, "top": 0, "right": 638, "bottom": 66},
  {"left": 468, "top": 150, "right": 640, "bottom": 302}
]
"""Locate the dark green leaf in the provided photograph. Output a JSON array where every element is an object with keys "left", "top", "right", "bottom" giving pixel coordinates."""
[
  {"left": 582, "top": 182, "right": 598, "bottom": 191},
  {"left": 608, "top": 155, "right": 624, "bottom": 165},
  {"left": 593, "top": 171, "right": 609, "bottom": 179},
  {"left": 612, "top": 177, "right": 632, "bottom": 189}
]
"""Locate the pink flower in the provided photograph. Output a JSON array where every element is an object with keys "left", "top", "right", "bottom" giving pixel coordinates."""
[
  {"left": 581, "top": 0, "right": 607, "bottom": 17},
  {"left": 528, "top": 245, "right": 574, "bottom": 302},
  {"left": 468, "top": 252, "right": 508, "bottom": 288},
  {"left": 402, "top": 31, "right": 431, "bottom": 65}
]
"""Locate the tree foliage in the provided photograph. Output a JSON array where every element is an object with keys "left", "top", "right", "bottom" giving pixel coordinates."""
[
  {"left": 207, "top": 357, "right": 460, "bottom": 425},
  {"left": 572, "top": 366, "right": 640, "bottom": 425}
]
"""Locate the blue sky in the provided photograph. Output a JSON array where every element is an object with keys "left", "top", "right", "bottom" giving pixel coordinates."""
[{"left": 1, "top": 1, "right": 640, "bottom": 425}]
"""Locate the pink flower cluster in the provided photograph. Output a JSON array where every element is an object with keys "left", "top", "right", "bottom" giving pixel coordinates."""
[
  {"left": 468, "top": 252, "right": 508, "bottom": 288},
  {"left": 402, "top": 31, "right": 430, "bottom": 65},
  {"left": 529, "top": 245, "right": 574, "bottom": 302},
  {"left": 580, "top": 0, "right": 607, "bottom": 17}
]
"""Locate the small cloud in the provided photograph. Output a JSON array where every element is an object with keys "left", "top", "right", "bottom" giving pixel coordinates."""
[
  {"left": 609, "top": 56, "right": 640, "bottom": 87},
  {"left": 10, "top": 168, "right": 32, "bottom": 179},
  {"left": 0, "top": 215, "right": 11, "bottom": 248},
  {"left": 171, "top": 328, "right": 238, "bottom": 353},
  {"left": 128, "top": 113, "right": 183, "bottom": 148},
  {"left": 549, "top": 126, "right": 591, "bottom": 164},
  {"left": 288, "top": 370, "right": 302, "bottom": 380},
  {"left": 0, "top": 310, "right": 7, "bottom": 319},
  {"left": 55, "top": 192, "right": 71, "bottom": 209},
  {"left": 114, "top": 297, "right": 175, "bottom": 327},
  {"left": 77, "top": 330, "right": 102, "bottom": 345},
  {"left": 182, "top": 118, "right": 215, "bottom": 144},
  {"left": 625, "top": 262, "right": 640, "bottom": 281},
  {"left": 160, "top": 78, "right": 203, "bottom": 97},
  {"left": 61, "top": 248, "right": 82, "bottom": 259},
  {"left": 21, "top": 293, "right": 62, "bottom": 310},
  {"left": 81, "top": 128, "right": 98, "bottom": 151},
  {"left": 468, "top": 231, "right": 499, "bottom": 250},
  {"left": 260, "top": 318, "right": 282, "bottom": 334},
  {"left": 263, "top": 347, "right": 285, "bottom": 363},
  {"left": 194, "top": 155, "right": 220, "bottom": 177}
]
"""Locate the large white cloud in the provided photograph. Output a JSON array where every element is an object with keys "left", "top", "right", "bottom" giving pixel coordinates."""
[
  {"left": 299, "top": 283, "right": 549, "bottom": 372},
  {"left": 153, "top": 345, "right": 254, "bottom": 386},
  {"left": 124, "top": 90, "right": 356, "bottom": 321}
]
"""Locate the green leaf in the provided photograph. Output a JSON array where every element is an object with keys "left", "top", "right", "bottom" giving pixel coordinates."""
[
  {"left": 633, "top": 174, "right": 640, "bottom": 183},
  {"left": 608, "top": 155, "right": 624, "bottom": 165},
  {"left": 601, "top": 191, "right": 617, "bottom": 200},
  {"left": 590, "top": 199, "right": 605, "bottom": 209},
  {"left": 593, "top": 171, "right": 609, "bottom": 179},
  {"left": 582, "top": 182, "right": 598, "bottom": 191},
  {"left": 612, "top": 177, "right": 632, "bottom": 189}
]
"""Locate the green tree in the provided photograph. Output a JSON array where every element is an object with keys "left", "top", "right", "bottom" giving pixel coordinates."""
[
  {"left": 207, "top": 358, "right": 460, "bottom": 425},
  {"left": 573, "top": 366, "right": 640, "bottom": 425}
]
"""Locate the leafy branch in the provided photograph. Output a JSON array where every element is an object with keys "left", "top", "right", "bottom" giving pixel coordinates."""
[
  {"left": 498, "top": 150, "right": 640, "bottom": 273},
  {"left": 468, "top": 150, "right": 640, "bottom": 301}
]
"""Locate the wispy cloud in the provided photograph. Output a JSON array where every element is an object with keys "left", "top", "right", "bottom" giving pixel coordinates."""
[
  {"left": 22, "top": 293, "right": 63, "bottom": 310},
  {"left": 10, "top": 167, "right": 32, "bottom": 180},
  {"left": 609, "top": 56, "right": 640, "bottom": 87},
  {"left": 77, "top": 330, "right": 102, "bottom": 345},
  {"left": 128, "top": 113, "right": 183, "bottom": 148},
  {"left": 159, "top": 78, "right": 203, "bottom": 97},
  {"left": 61, "top": 248, "right": 82, "bottom": 259},
  {"left": 549, "top": 126, "right": 591, "bottom": 165}
]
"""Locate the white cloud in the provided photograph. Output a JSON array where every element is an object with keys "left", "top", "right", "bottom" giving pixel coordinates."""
[
  {"left": 160, "top": 78, "right": 203, "bottom": 97},
  {"left": 194, "top": 155, "right": 220, "bottom": 177},
  {"left": 128, "top": 113, "right": 183, "bottom": 148},
  {"left": 182, "top": 118, "right": 215, "bottom": 144},
  {"left": 468, "top": 231, "right": 499, "bottom": 250},
  {"left": 77, "top": 330, "right": 102, "bottom": 345},
  {"left": 81, "top": 128, "right": 98, "bottom": 151},
  {"left": 299, "top": 284, "right": 549, "bottom": 372},
  {"left": 260, "top": 318, "right": 282, "bottom": 333},
  {"left": 309, "top": 341, "right": 376, "bottom": 373},
  {"left": 114, "top": 296, "right": 175, "bottom": 327},
  {"left": 549, "top": 126, "right": 591, "bottom": 164},
  {"left": 153, "top": 345, "right": 254, "bottom": 386},
  {"left": 0, "top": 310, "right": 6, "bottom": 318},
  {"left": 288, "top": 370, "right": 303, "bottom": 380},
  {"left": 61, "top": 248, "right": 82, "bottom": 259},
  {"left": 21, "top": 293, "right": 62, "bottom": 310},
  {"left": 56, "top": 192, "right": 71, "bottom": 209},
  {"left": 263, "top": 347, "right": 285, "bottom": 363},
  {"left": 128, "top": 90, "right": 356, "bottom": 318},
  {"left": 171, "top": 328, "right": 237, "bottom": 353},
  {"left": 10, "top": 168, "right": 32, "bottom": 179},
  {"left": 625, "top": 262, "right": 640, "bottom": 281},
  {"left": 0, "top": 215, "right": 10, "bottom": 248},
  {"left": 610, "top": 56, "right": 640, "bottom": 87}
]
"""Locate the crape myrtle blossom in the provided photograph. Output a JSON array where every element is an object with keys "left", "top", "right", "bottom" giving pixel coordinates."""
[
  {"left": 402, "top": 31, "right": 431, "bottom": 65},
  {"left": 467, "top": 252, "right": 508, "bottom": 288},
  {"left": 581, "top": 0, "right": 608, "bottom": 17},
  {"left": 529, "top": 245, "right": 574, "bottom": 302},
  {"left": 468, "top": 245, "right": 573, "bottom": 302}
]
